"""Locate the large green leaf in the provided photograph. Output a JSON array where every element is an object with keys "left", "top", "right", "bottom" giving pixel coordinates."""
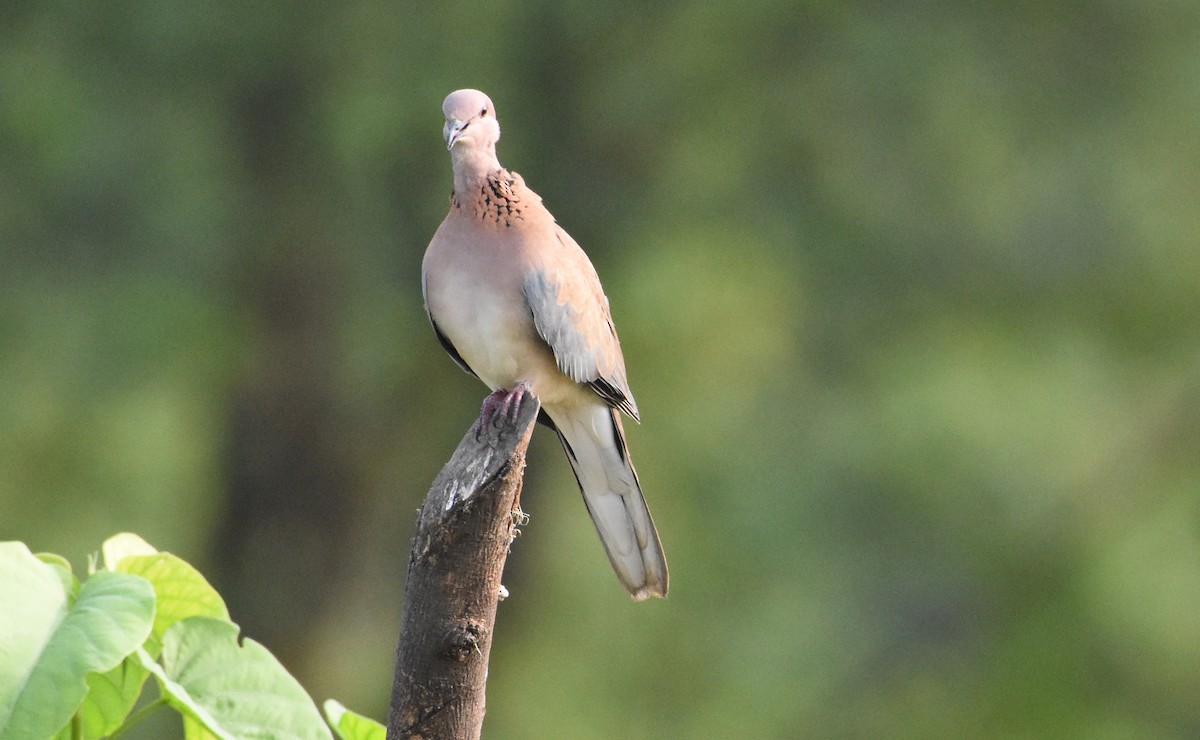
[
  {"left": 144, "top": 617, "right": 332, "bottom": 740},
  {"left": 0, "top": 543, "right": 155, "bottom": 740},
  {"left": 70, "top": 533, "right": 230, "bottom": 736},
  {"left": 323, "top": 699, "right": 386, "bottom": 740},
  {"left": 0, "top": 543, "right": 70, "bottom": 735},
  {"left": 103, "top": 533, "right": 230, "bottom": 656}
]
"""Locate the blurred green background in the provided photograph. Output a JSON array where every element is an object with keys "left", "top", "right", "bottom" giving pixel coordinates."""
[{"left": 3, "top": 2, "right": 1199, "bottom": 737}]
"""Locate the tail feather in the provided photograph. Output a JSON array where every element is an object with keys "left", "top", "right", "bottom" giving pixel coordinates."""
[{"left": 551, "top": 404, "right": 668, "bottom": 599}]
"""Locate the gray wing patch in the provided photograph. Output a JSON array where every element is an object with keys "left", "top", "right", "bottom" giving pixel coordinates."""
[{"left": 523, "top": 270, "right": 639, "bottom": 420}]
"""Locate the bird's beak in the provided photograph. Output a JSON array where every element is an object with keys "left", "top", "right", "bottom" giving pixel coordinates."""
[{"left": 444, "top": 119, "right": 467, "bottom": 150}]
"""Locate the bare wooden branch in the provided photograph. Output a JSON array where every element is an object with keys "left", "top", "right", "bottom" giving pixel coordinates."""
[{"left": 387, "top": 389, "right": 540, "bottom": 740}]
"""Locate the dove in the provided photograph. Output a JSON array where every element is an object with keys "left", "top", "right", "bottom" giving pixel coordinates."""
[{"left": 421, "top": 89, "right": 668, "bottom": 600}]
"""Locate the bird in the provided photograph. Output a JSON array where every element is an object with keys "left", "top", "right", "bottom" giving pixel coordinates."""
[{"left": 421, "top": 89, "right": 668, "bottom": 600}]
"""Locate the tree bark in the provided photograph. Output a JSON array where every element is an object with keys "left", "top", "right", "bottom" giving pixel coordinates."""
[{"left": 388, "top": 388, "right": 540, "bottom": 740}]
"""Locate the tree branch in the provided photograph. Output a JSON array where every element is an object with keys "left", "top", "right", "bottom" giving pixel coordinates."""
[{"left": 387, "top": 389, "right": 540, "bottom": 740}]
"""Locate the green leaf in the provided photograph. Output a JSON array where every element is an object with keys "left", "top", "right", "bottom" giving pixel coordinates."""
[
  {"left": 77, "top": 533, "right": 229, "bottom": 737},
  {"left": 33, "top": 553, "right": 78, "bottom": 604},
  {"left": 323, "top": 699, "right": 386, "bottom": 740},
  {"left": 144, "top": 617, "right": 332, "bottom": 740},
  {"left": 101, "top": 532, "right": 160, "bottom": 568},
  {"left": 51, "top": 532, "right": 229, "bottom": 738},
  {"left": 77, "top": 654, "right": 151, "bottom": 738},
  {"left": 106, "top": 540, "right": 230, "bottom": 657},
  {"left": 0, "top": 542, "right": 70, "bottom": 727},
  {"left": 0, "top": 543, "right": 155, "bottom": 740},
  {"left": 183, "top": 712, "right": 222, "bottom": 740}
]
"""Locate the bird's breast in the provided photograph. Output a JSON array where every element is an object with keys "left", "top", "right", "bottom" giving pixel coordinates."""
[{"left": 424, "top": 230, "right": 558, "bottom": 394}]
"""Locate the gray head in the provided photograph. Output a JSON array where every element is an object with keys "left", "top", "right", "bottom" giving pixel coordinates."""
[{"left": 442, "top": 89, "right": 500, "bottom": 152}]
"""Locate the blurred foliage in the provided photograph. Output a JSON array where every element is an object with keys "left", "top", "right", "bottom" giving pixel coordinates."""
[{"left": 3, "top": 1, "right": 1199, "bottom": 737}]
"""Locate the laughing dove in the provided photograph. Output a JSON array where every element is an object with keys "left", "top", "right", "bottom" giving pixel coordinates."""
[{"left": 421, "top": 89, "right": 668, "bottom": 600}]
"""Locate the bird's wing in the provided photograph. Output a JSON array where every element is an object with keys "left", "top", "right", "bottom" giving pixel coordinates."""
[{"left": 522, "top": 225, "right": 639, "bottom": 420}]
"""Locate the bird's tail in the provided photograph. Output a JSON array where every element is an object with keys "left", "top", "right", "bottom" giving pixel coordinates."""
[{"left": 550, "top": 404, "right": 668, "bottom": 600}]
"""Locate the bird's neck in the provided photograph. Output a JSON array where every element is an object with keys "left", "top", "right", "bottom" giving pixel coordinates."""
[
  {"left": 451, "top": 145, "right": 502, "bottom": 196},
  {"left": 450, "top": 161, "right": 529, "bottom": 228}
]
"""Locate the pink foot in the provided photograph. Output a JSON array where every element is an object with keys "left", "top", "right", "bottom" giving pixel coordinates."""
[{"left": 478, "top": 384, "right": 530, "bottom": 427}]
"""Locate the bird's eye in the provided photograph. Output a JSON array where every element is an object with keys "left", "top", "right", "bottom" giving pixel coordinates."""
[{"left": 480, "top": 107, "right": 488, "bottom": 116}]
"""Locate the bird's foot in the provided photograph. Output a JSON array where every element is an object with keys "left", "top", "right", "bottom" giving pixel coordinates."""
[{"left": 477, "top": 384, "right": 530, "bottom": 430}]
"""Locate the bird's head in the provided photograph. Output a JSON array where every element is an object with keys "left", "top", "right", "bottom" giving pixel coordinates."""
[{"left": 442, "top": 89, "right": 500, "bottom": 152}]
